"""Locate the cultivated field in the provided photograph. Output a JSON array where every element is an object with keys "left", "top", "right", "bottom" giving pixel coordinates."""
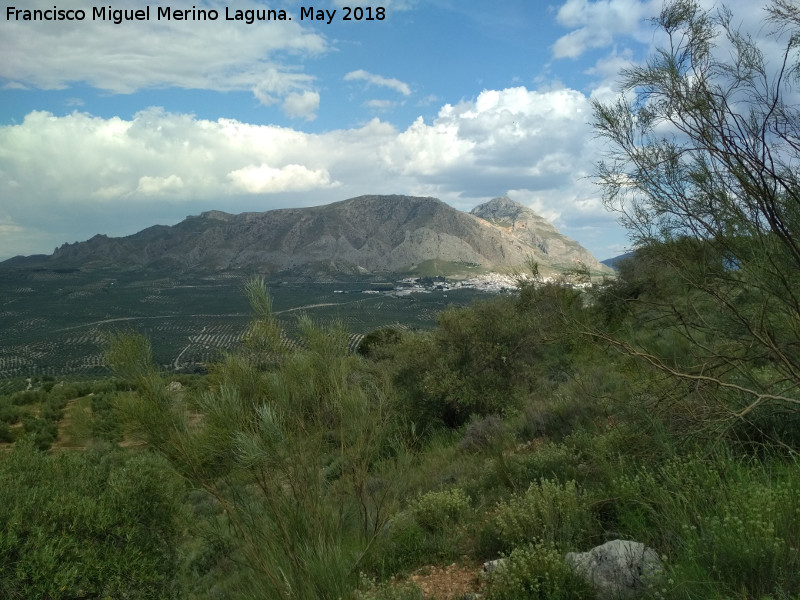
[{"left": 0, "top": 268, "right": 489, "bottom": 381}]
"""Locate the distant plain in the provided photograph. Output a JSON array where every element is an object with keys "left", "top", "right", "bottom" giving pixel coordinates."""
[{"left": 0, "top": 266, "right": 490, "bottom": 386}]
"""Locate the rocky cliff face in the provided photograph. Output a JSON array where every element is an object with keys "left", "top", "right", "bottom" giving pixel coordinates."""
[
  {"left": 470, "top": 196, "right": 608, "bottom": 272},
  {"left": 9, "top": 195, "right": 611, "bottom": 275}
]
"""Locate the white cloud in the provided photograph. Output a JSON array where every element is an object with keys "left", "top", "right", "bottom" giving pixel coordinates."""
[
  {"left": 365, "top": 99, "right": 401, "bottom": 111},
  {"left": 417, "top": 94, "right": 441, "bottom": 106},
  {"left": 136, "top": 175, "right": 186, "bottom": 196},
  {"left": 553, "top": 0, "right": 658, "bottom": 59},
  {"left": 344, "top": 70, "right": 412, "bottom": 96},
  {"left": 0, "top": 0, "right": 326, "bottom": 106},
  {"left": 282, "top": 91, "right": 321, "bottom": 120},
  {"left": 228, "top": 164, "right": 334, "bottom": 193}
]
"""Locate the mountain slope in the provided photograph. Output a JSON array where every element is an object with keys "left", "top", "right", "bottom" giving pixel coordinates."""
[
  {"left": 470, "top": 196, "right": 609, "bottom": 272},
  {"left": 3, "top": 195, "right": 612, "bottom": 275}
]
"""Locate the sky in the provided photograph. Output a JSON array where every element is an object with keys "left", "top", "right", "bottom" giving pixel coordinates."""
[{"left": 0, "top": 0, "right": 781, "bottom": 262}]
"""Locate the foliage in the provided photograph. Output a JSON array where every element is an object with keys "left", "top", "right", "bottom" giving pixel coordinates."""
[
  {"left": 0, "top": 438, "right": 183, "bottom": 599},
  {"left": 484, "top": 542, "right": 593, "bottom": 600},
  {"left": 112, "top": 278, "right": 406, "bottom": 599},
  {"left": 599, "top": 451, "right": 800, "bottom": 599},
  {"left": 479, "top": 479, "right": 596, "bottom": 556},
  {"left": 0, "top": 421, "right": 14, "bottom": 442},
  {"left": 357, "top": 327, "right": 404, "bottom": 361},
  {"left": 592, "top": 0, "right": 800, "bottom": 448},
  {"left": 106, "top": 329, "right": 156, "bottom": 383},
  {"left": 459, "top": 414, "right": 511, "bottom": 454},
  {"left": 408, "top": 487, "right": 471, "bottom": 532},
  {"left": 389, "top": 283, "right": 588, "bottom": 429}
]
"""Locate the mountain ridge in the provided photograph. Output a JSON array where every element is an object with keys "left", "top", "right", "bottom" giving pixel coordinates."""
[{"left": 2, "top": 195, "right": 612, "bottom": 276}]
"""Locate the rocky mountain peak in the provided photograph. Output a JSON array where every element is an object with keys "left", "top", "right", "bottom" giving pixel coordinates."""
[
  {"left": 470, "top": 196, "right": 526, "bottom": 222},
  {"left": 197, "top": 210, "right": 233, "bottom": 221},
  {"left": 470, "top": 196, "right": 608, "bottom": 271}
]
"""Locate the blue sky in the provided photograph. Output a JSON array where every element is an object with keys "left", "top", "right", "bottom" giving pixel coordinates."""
[{"left": 0, "top": 0, "right": 771, "bottom": 261}]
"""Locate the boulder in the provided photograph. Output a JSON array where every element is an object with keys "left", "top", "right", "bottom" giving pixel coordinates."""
[
  {"left": 481, "top": 558, "right": 506, "bottom": 573},
  {"left": 166, "top": 381, "right": 183, "bottom": 392},
  {"left": 565, "top": 539, "right": 662, "bottom": 600}
]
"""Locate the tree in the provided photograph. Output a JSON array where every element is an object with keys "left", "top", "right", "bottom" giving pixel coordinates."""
[
  {"left": 591, "top": 0, "right": 800, "bottom": 447},
  {"left": 108, "top": 278, "right": 404, "bottom": 599}
]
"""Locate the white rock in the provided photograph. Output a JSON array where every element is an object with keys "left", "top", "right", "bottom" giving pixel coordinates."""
[{"left": 565, "top": 540, "right": 663, "bottom": 600}]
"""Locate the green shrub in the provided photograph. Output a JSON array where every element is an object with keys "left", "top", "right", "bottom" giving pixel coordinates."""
[
  {"left": 391, "top": 297, "right": 547, "bottom": 428},
  {"left": 480, "top": 442, "right": 584, "bottom": 496},
  {"left": 484, "top": 541, "right": 593, "bottom": 600},
  {"left": 409, "top": 487, "right": 471, "bottom": 532},
  {"left": 0, "top": 439, "right": 183, "bottom": 599},
  {"left": 358, "top": 327, "right": 404, "bottom": 361},
  {"left": 0, "top": 422, "right": 14, "bottom": 443},
  {"left": 89, "top": 392, "right": 122, "bottom": 443},
  {"left": 460, "top": 414, "right": 511, "bottom": 454},
  {"left": 665, "top": 460, "right": 800, "bottom": 598},
  {"left": 480, "top": 479, "right": 595, "bottom": 556},
  {"left": 365, "top": 493, "right": 473, "bottom": 578},
  {"left": 11, "top": 389, "right": 47, "bottom": 406},
  {"left": 364, "top": 513, "right": 428, "bottom": 575},
  {"left": 602, "top": 453, "right": 800, "bottom": 599},
  {"left": 21, "top": 416, "right": 58, "bottom": 450},
  {"left": 0, "top": 400, "right": 20, "bottom": 425}
]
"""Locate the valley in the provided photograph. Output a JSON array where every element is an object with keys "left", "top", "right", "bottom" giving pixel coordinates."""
[{"left": 0, "top": 266, "right": 502, "bottom": 384}]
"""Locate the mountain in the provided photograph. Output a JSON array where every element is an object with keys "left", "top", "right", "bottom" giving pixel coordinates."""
[
  {"left": 601, "top": 251, "right": 636, "bottom": 271},
  {"left": 1, "top": 195, "right": 612, "bottom": 276},
  {"left": 470, "top": 197, "right": 608, "bottom": 272}
]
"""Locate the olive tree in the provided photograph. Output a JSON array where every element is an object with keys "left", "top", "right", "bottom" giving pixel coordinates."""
[{"left": 592, "top": 0, "right": 800, "bottom": 444}]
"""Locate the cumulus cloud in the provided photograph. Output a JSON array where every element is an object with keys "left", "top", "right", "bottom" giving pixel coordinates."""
[
  {"left": 228, "top": 164, "right": 333, "bottom": 193},
  {"left": 552, "top": 0, "right": 784, "bottom": 65},
  {"left": 0, "top": 86, "right": 626, "bottom": 260},
  {"left": 344, "top": 70, "right": 412, "bottom": 96},
  {"left": 553, "top": 0, "right": 658, "bottom": 59},
  {"left": 0, "top": 0, "right": 326, "bottom": 106},
  {"left": 381, "top": 87, "right": 597, "bottom": 192}
]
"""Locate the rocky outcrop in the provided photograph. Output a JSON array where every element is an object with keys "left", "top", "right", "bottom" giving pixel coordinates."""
[
  {"left": 565, "top": 540, "right": 663, "bottom": 600},
  {"left": 471, "top": 196, "right": 609, "bottom": 272}
]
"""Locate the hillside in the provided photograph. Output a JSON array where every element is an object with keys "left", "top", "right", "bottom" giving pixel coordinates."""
[{"left": 2, "top": 195, "right": 611, "bottom": 276}]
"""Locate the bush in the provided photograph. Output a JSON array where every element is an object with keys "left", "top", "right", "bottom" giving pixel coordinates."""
[
  {"left": 21, "top": 416, "right": 58, "bottom": 450},
  {"left": 367, "top": 513, "right": 429, "bottom": 575},
  {"left": 0, "top": 400, "right": 20, "bottom": 425},
  {"left": 480, "top": 479, "right": 596, "bottom": 556},
  {"left": 89, "top": 392, "right": 122, "bottom": 443},
  {"left": 660, "top": 456, "right": 800, "bottom": 598},
  {"left": 366, "top": 488, "right": 472, "bottom": 577},
  {"left": 601, "top": 452, "right": 800, "bottom": 599},
  {"left": 358, "top": 327, "right": 404, "bottom": 361},
  {"left": 483, "top": 442, "right": 584, "bottom": 494},
  {"left": 392, "top": 297, "right": 543, "bottom": 428},
  {"left": 0, "top": 422, "right": 14, "bottom": 443},
  {"left": 459, "top": 414, "right": 510, "bottom": 454},
  {"left": 484, "top": 541, "right": 593, "bottom": 600},
  {"left": 0, "top": 439, "right": 183, "bottom": 599},
  {"left": 11, "top": 389, "right": 47, "bottom": 406},
  {"left": 409, "top": 487, "right": 471, "bottom": 532}
]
